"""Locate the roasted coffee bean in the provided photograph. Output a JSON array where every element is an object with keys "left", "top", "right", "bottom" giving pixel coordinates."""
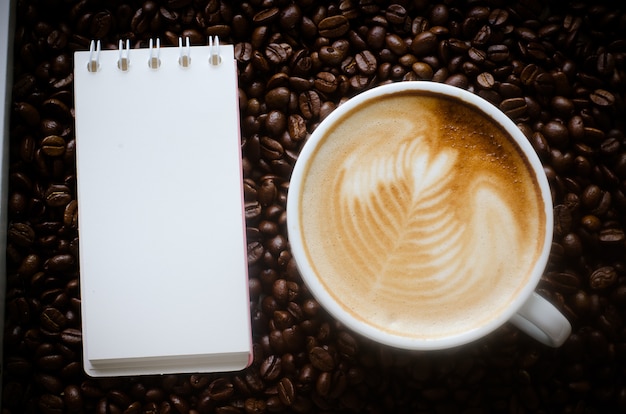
[
  {"left": 40, "top": 307, "right": 67, "bottom": 333},
  {"left": 445, "top": 73, "right": 469, "bottom": 89},
  {"left": 299, "top": 90, "right": 321, "bottom": 119},
  {"left": 41, "top": 135, "right": 66, "bottom": 157},
  {"left": 60, "top": 328, "right": 82, "bottom": 347},
  {"left": 44, "top": 184, "right": 71, "bottom": 208},
  {"left": 500, "top": 97, "right": 527, "bottom": 119},
  {"left": 206, "top": 378, "right": 234, "bottom": 401},
  {"left": 590, "top": 266, "right": 618, "bottom": 290},
  {"left": 598, "top": 228, "right": 625, "bottom": 245},
  {"left": 38, "top": 393, "right": 64, "bottom": 414},
  {"left": 317, "top": 46, "right": 341, "bottom": 67},
  {"left": 412, "top": 62, "right": 434, "bottom": 80},
  {"left": 355, "top": 50, "right": 377, "bottom": 75},
  {"left": 8, "top": 222, "right": 35, "bottom": 247},
  {"left": 277, "top": 377, "right": 295, "bottom": 406},
  {"left": 520, "top": 64, "right": 541, "bottom": 85},
  {"left": 367, "top": 26, "right": 386, "bottom": 51},
  {"left": 265, "top": 43, "right": 290, "bottom": 65},
  {"left": 247, "top": 240, "right": 264, "bottom": 265},
  {"left": 590, "top": 89, "right": 615, "bottom": 107},
  {"left": 308, "top": 346, "right": 335, "bottom": 371},
  {"left": 476, "top": 72, "right": 495, "bottom": 89},
  {"left": 385, "top": 4, "right": 407, "bottom": 25},
  {"left": 259, "top": 355, "right": 282, "bottom": 381},
  {"left": 411, "top": 31, "right": 438, "bottom": 55},
  {"left": 253, "top": 7, "right": 279, "bottom": 25},
  {"left": 582, "top": 185, "right": 602, "bottom": 210},
  {"left": 314, "top": 71, "right": 338, "bottom": 94},
  {"left": 44, "top": 254, "right": 75, "bottom": 272},
  {"left": 543, "top": 120, "right": 569, "bottom": 147},
  {"left": 318, "top": 15, "right": 349, "bottom": 38}
]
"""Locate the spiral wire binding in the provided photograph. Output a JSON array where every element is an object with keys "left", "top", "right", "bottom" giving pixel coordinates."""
[
  {"left": 179, "top": 37, "right": 191, "bottom": 68},
  {"left": 148, "top": 38, "right": 161, "bottom": 69},
  {"left": 85, "top": 36, "right": 223, "bottom": 71},
  {"left": 118, "top": 39, "right": 130, "bottom": 71},
  {"left": 87, "top": 40, "right": 101, "bottom": 73},
  {"left": 209, "top": 36, "right": 221, "bottom": 66}
]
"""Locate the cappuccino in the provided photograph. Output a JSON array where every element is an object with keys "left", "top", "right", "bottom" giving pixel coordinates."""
[{"left": 296, "top": 90, "right": 546, "bottom": 340}]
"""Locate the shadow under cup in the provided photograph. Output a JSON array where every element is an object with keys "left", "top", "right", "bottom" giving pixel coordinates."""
[{"left": 286, "top": 81, "right": 559, "bottom": 350}]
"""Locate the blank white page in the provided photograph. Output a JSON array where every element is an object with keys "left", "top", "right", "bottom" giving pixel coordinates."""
[{"left": 74, "top": 40, "right": 251, "bottom": 376}]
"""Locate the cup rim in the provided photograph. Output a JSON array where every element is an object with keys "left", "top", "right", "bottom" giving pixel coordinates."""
[{"left": 286, "top": 81, "right": 554, "bottom": 350}]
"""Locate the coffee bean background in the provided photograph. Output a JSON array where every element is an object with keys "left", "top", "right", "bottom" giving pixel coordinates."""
[{"left": 3, "top": 0, "right": 626, "bottom": 412}]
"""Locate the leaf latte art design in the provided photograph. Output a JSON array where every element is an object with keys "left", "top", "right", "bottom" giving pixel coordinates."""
[{"left": 331, "top": 136, "right": 523, "bottom": 312}]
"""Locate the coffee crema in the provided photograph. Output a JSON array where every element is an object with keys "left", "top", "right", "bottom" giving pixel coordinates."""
[{"left": 298, "top": 91, "right": 546, "bottom": 339}]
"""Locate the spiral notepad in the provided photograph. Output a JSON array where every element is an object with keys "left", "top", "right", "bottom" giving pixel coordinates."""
[{"left": 74, "top": 38, "right": 251, "bottom": 377}]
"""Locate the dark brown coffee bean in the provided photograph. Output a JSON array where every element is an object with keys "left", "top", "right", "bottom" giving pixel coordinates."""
[
  {"left": 589, "top": 266, "right": 617, "bottom": 290},
  {"left": 207, "top": 378, "right": 234, "bottom": 401},
  {"left": 62, "top": 384, "right": 83, "bottom": 413},
  {"left": 260, "top": 136, "right": 284, "bottom": 161},
  {"left": 314, "top": 71, "right": 338, "bottom": 94},
  {"left": 467, "top": 47, "right": 487, "bottom": 65},
  {"left": 8, "top": 222, "right": 35, "bottom": 247},
  {"left": 315, "top": 371, "right": 332, "bottom": 397},
  {"left": 253, "top": 7, "right": 279, "bottom": 25},
  {"left": 17, "top": 253, "right": 41, "bottom": 277},
  {"left": 15, "top": 101, "right": 41, "bottom": 127},
  {"left": 520, "top": 64, "right": 541, "bottom": 85},
  {"left": 247, "top": 240, "right": 265, "bottom": 265},
  {"left": 582, "top": 185, "right": 602, "bottom": 210},
  {"left": 499, "top": 82, "right": 522, "bottom": 99},
  {"left": 355, "top": 50, "right": 377, "bottom": 75},
  {"left": 476, "top": 72, "right": 495, "bottom": 89},
  {"left": 543, "top": 120, "right": 569, "bottom": 147},
  {"left": 259, "top": 355, "right": 282, "bottom": 381},
  {"left": 60, "top": 328, "right": 82, "bottom": 348},
  {"left": 489, "top": 8, "right": 509, "bottom": 26},
  {"left": 265, "top": 87, "right": 290, "bottom": 109},
  {"left": 90, "top": 11, "right": 113, "bottom": 38},
  {"left": 411, "top": 31, "right": 438, "bottom": 55},
  {"left": 308, "top": 346, "right": 335, "bottom": 371},
  {"left": 411, "top": 62, "right": 433, "bottom": 80},
  {"left": 41, "top": 98, "right": 71, "bottom": 120},
  {"left": 39, "top": 393, "right": 64, "bottom": 414},
  {"left": 367, "top": 26, "right": 386, "bottom": 51},
  {"left": 41, "top": 135, "right": 66, "bottom": 157},
  {"left": 40, "top": 307, "right": 67, "bottom": 333},
  {"left": 44, "top": 184, "right": 71, "bottom": 208},
  {"left": 318, "top": 15, "right": 349, "bottom": 38},
  {"left": 45, "top": 253, "right": 75, "bottom": 272},
  {"left": 385, "top": 4, "right": 407, "bottom": 25},
  {"left": 243, "top": 397, "right": 266, "bottom": 414},
  {"left": 590, "top": 89, "right": 615, "bottom": 107},
  {"left": 263, "top": 43, "right": 287, "bottom": 65},
  {"left": 286, "top": 115, "right": 307, "bottom": 143},
  {"left": 500, "top": 97, "right": 527, "bottom": 119},
  {"left": 598, "top": 228, "right": 625, "bottom": 245},
  {"left": 272, "top": 278, "right": 298, "bottom": 303},
  {"left": 277, "top": 377, "right": 295, "bottom": 406},
  {"left": 385, "top": 33, "right": 407, "bottom": 56},
  {"left": 299, "top": 90, "right": 321, "bottom": 119},
  {"left": 37, "top": 354, "right": 65, "bottom": 372},
  {"left": 445, "top": 73, "right": 469, "bottom": 89}
]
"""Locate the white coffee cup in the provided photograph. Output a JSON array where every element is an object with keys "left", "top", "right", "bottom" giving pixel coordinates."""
[{"left": 287, "top": 81, "right": 571, "bottom": 350}]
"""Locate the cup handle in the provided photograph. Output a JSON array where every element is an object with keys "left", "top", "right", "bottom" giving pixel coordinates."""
[{"left": 509, "top": 292, "right": 572, "bottom": 347}]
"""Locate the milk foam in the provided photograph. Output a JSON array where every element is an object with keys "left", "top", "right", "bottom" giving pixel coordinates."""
[{"left": 299, "top": 93, "right": 545, "bottom": 339}]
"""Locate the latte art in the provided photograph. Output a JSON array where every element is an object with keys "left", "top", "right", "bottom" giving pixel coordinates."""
[{"left": 298, "top": 92, "right": 546, "bottom": 339}]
